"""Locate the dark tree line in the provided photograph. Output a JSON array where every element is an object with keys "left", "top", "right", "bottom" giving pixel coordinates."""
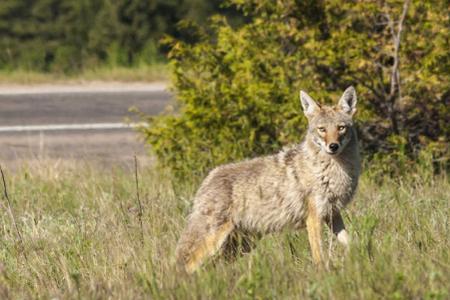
[{"left": 0, "top": 0, "right": 240, "bottom": 72}]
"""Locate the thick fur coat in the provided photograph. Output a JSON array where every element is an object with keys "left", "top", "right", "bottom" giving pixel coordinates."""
[{"left": 176, "top": 87, "right": 361, "bottom": 273}]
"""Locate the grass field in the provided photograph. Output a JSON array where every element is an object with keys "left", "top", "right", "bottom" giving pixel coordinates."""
[
  {"left": 0, "top": 64, "right": 168, "bottom": 84},
  {"left": 0, "top": 161, "right": 448, "bottom": 299}
]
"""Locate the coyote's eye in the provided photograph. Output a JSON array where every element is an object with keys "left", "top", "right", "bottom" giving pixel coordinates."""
[
  {"left": 317, "top": 127, "right": 326, "bottom": 133},
  {"left": 338, "top": 125, "right": 346, "bottom": 132}
]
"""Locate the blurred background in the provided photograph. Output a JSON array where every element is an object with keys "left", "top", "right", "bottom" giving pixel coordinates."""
[
  {"left": 0, "top": 0, "right": 241, "bottom": 169},
  {"left": 0, "top": 0, "right": 241, "bottom": 74}
]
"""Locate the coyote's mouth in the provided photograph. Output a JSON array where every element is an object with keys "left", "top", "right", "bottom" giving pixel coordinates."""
[{"left": 325, "top": 149, "right": 341, "bottom": 155}]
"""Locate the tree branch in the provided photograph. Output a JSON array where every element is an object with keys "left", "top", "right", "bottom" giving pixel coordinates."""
[{"left": 384, "top": 0, "right": 411, "bottom": 134}]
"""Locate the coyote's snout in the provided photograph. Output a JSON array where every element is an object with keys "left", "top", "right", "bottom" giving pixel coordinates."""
[{"left": 176, "top": 86, "right": 361, "bottom": 273}]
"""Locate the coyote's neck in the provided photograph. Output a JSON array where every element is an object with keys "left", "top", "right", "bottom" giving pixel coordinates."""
[{"left": 301, "top": 128, "right": 361, "bottom": 214}]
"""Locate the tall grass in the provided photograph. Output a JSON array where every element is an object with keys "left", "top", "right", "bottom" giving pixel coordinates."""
[{"left": 0, "top": 161, "right": 448, "bottom": 299}]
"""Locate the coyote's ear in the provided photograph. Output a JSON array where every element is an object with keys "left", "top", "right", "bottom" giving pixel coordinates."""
[
  {"left": 338, "top": 86, "right": 357, "bottom": 116},
  {"left": 300, "top": 90, "right": 320, "bottom": 118}
]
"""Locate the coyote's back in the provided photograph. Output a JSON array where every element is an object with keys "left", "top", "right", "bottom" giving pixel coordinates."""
[{"left": 176, "top": 86, "right": 361, "bottom": 273}]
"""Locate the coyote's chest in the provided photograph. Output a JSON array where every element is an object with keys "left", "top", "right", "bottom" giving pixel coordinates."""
[{"left": 310, "top": 157, "right": 359, "bottom": 217}]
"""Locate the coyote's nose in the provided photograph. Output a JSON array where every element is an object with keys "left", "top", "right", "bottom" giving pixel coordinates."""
[{"left": 329, "top": 143, "right": 339, "bottom": 153}]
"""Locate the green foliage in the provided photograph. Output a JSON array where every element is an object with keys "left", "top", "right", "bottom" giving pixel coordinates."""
[
  {"left": 0, "top": 0, "right": 101, "bottom": 72},
  {"left": 142, "top": 0, "right": 449, "bottom": 178},
  {"left": 0, "top": 0, "right": 239, "bottom": 72}
]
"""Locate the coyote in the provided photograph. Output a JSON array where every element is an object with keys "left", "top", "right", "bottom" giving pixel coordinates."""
[{"left": 176, "top": 86, "right": 361, "bottom": 273}]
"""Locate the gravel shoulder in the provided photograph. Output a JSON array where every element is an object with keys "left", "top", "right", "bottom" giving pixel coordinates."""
[{"left": 0, "top": 81, "right": 168, "bottom": 95}]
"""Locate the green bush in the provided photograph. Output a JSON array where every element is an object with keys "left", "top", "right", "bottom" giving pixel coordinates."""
[{"left": 141, "top": 0, "right": 449, "bottom": 178}]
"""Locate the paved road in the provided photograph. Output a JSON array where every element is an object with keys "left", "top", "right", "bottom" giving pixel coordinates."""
[
  {"left": 0, "top": 90, "right": 170, "bottom": 126},
  {"left": 0, "top": 83, "right": 172, "bottom": 170}
]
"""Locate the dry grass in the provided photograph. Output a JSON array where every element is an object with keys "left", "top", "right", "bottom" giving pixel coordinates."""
[
  {"left": 0, "top": 64, "right": 168, "bottom": 85},
  {"left": 0, "top": 161, "right": 448, "bottom": 299}
]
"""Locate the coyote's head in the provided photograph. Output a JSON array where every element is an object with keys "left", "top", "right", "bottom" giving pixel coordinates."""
[{"left": 300, "top": 86, "right": 357, "bottom": 156}]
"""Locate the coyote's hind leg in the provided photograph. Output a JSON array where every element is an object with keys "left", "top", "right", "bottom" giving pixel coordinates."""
[
  {"left": 176, "top": 217, "right": 234, "bottom": 274},
  {"left": 222, "top": 230, "right": 260, "bottom": 261}
]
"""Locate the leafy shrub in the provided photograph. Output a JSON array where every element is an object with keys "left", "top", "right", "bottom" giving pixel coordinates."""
[{"left": 141, "top": 0, "right": 449, "bottom": 178}]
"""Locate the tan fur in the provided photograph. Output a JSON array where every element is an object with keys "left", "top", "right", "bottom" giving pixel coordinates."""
[
  {"left": 306, "top": 196, "right": 323, "bottom": 265},
  {"left": 324, "top": 128, "right": 339, "bottom": 146},
  {"left": 175, "top": 86, "right": 361, "bottom": 273},
  {"left": 183, "top": 221, "right": 233, "bottom": 273}
]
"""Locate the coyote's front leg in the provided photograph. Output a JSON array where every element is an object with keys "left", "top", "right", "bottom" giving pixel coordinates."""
[
  {"left": 306, "top": 197, "right": 323, "bottom": 266},
  {"left": 326, "top": 211, "right": 350, "bottom": 248}
]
